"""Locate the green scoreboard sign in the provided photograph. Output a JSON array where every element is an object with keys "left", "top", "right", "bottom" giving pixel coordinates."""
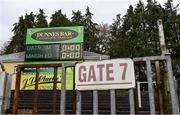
[{"left": 25, "top": 26, "right": 83, "bottom": 61}]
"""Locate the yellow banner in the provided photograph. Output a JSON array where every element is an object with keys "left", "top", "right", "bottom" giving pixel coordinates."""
[{"left": 20, "top": 67, "right": 73, "bottom": 90}]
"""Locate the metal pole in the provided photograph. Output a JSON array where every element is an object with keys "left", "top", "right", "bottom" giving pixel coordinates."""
[
  {"left": 93, "top": 90, "right": 98, "bottom": 114},
  {"left": 60, "top": 64, "right": 66, "bottom": 114},
  {"left": 137, "top": 82, "right": 142, "bottom": 108},
  {"left": 166, "top": 56, "right": 180, "bottom": 114},
  {"left": 33, "top": 67, "right": 39, "bottom": 114},
  {"left": 12, "top": 66, "right": 21, "bottom": 114},
  {"left": 52, "top": 67, "right": 58, "bottom": 114},
  {"left": 129, "top": 88, "right": 135, "bottom": 114},
  {"left": 72, "top": 67, "right": 76, "bottom": 114},
  {"left": 146, "top": 60, "right": 156, "bottom": 114},
  {"left": 110, "top": 89, "right": 116, "bottom": 115},
  {"left": 76, "top": 90, "right": 82, "bottom": 114}
]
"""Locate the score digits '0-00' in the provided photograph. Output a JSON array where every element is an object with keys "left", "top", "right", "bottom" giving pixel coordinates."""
[
  {"left": 25, "top": 43, "right": 83, "bottom": 61},
  {"left": 60, "top": 43, "right": 82, "bottom": 60}
]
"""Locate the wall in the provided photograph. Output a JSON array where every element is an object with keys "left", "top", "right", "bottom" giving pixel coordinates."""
[{"left": 1, "top": 61, "right": 23, "bottom": 90}]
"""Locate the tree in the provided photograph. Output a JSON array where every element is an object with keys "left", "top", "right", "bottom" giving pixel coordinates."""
[
  {"left": 83, "top": 7, "right": 99, "bottom": 52},
  {"left": 163, "top": 0, "right": 180, "bottom": 78},
  {"left": 109, "top": 14, "right": 126, "bottom": 58},
  {"left": 96, "top": 23, "right": 111, "bottom": 54},
  {"left": 0, "top": 41, "right": 10, "bottom": 54},
  {"left": 5, "top": 16, "right": 26, "bottom": 53},
  {"left": 36, "top": 9, "right": 48, "bottom": 27},
  {"left": 144, "top": 0, "right": 163, "bottom": 55},
  {"left": 4, "top": 12, "right": 36, "bottom": 54},
  {"left": 49, "top": 10, "right": 72, "bottom": 27},
  {"left": 71, "top": 10, "right": 84, "bottom": 26}
]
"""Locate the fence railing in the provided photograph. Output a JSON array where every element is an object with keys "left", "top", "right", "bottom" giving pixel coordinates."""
[{"left": 11, "top": 55, "right": 179, "bottom": 114}]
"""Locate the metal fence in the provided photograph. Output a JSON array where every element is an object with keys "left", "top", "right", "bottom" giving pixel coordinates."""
[
  {"left": 133, "top": 55, "right": 179, "bottom": 114},
  {"left": 12, "top": 55, "right": 179, "bottom": 114}
]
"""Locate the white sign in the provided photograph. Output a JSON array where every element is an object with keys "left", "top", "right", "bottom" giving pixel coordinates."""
[{"left": 75, "top": 58, "right": 135, "bottom": 90}]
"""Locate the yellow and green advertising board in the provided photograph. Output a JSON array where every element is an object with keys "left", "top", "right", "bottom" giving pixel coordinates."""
[{"left": 20, "top": 67, "right": 74, "bottom": 90}]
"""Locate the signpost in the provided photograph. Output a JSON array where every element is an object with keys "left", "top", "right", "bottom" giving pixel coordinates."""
[{"left": 75, "top": 58, "right": 135, "bottom": 90}]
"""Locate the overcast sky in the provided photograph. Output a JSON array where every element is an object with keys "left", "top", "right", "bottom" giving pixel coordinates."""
[{"left": 0, "top": 0, "right": 179, "bottom": 48}]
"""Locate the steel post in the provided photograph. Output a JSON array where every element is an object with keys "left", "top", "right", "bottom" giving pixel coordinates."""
[
  {"left": 76, "top": 90, "right": 82, "bottom": 115},
  {"left": 110, "top": 89, "right": 116, "bottom": 115},
  {"left": 93, "top": 90, "right": 98, "bottom": 114},
  {"left": 60, "top": 64, "right": 66, "bottom": 114},
  {"left": 166, "top": 56, "right": 180, "bottom": 114},
  {"left": 33, "top": 67, "right": 39, "bottom": 114},
  {"left": 12, "top": 66, "right": 21, "bottom": 114},
  {"left": 137, "top": 82, "right": 142, "bottom": 108},
  {"left": 52, "top": 67, "right": 58, "bottom": 114},
  {"left": 129, "top": 88, "right": 135, "bottom": 114},
  {"left": 146, "top": 60, "right": 156, "bottom": 114}
]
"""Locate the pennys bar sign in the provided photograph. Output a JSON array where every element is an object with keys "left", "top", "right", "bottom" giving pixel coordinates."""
[
  {"left": 75, "top": 58, "right": 135, "bottom": 90},
  {"left": 26, "top": 26, "right": 83, "bottom": 44},
  {"left": 31, "top": 29, "right": 78, "bottom": 42}
]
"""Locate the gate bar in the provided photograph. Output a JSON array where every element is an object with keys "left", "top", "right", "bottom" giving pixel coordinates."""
[
  {"left": 166, "top": 56, "right": 180, "bottom": 114},
  {"left": 137, "top": 82, "right": 142, "bottom": 108},
  {"left": 129, "top": 89, "right": 135, "bottom": 114},
  {"left": 60, "top": 64, "right": 66, "bottom": 114},
  {"left": 93, "top": 90, "right": 98, "bottom": 114},
  {"left": 110, "top": 89, "right": 116, "bottom": 114},
  {"left": 133, "top": 55, "right": 166, "bottom": 62},
  {"left": 60, "top": 63, "right": 75, "bottom": 114},
  {"left": 33, "top": 67, "right": 39, "bottom": 114},
  {"left": 72, "top": 67, "right": 76, "bottom": 114},
  {"left": 146, "top": 60, "right": 156, "bottom": 114},
  {"left": 12, "top": 66, "right": 21, "bottom": 114},
  {"left": 52, "top": 67, "right": 58, "bottom": 114},
  {"left": 76, "top": 90, "right": 82, "bottom": 114}
]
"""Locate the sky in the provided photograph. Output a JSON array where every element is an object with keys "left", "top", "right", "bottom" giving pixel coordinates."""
[{"left": 0, "top": 0, "right": 180, "bottom": 48}]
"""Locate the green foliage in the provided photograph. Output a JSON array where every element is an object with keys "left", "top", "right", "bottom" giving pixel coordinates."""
[
  {"left": 108, "top": 0, "right": 180, "bottom": 78},
  {"left": 3, "top": 1, "right": 180, "bottom": 73},
  {"left": 96, "top": 23, "right": 111, "bottom": 54},
  {"left": 71, "top": 10, "right": 84, "bottom": 26},
  {"left": 49, "top": 10, "right": 72, "bottom": 27},
  {"left": 71, "top": 7, "right": 100, "bottom": 52},
  {"left": 5, "top": 12, "right": 36, "bottom": 54},
  {"left": 36, "top": 9, "right": 48, "bottom": 27},
  {"left": 83, "top": 7, "right": 99, "bottom": 52}
]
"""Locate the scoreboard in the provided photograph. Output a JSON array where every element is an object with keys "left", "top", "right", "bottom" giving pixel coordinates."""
[
  {"left": 25, "top": 43, "right": 83, "bottom": 61},
  {"left": 25, "top": 27, "right": 84, "bottom": 61},
  {"left": 60, "top": 43, "right": 82, "bottom": 59}
]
